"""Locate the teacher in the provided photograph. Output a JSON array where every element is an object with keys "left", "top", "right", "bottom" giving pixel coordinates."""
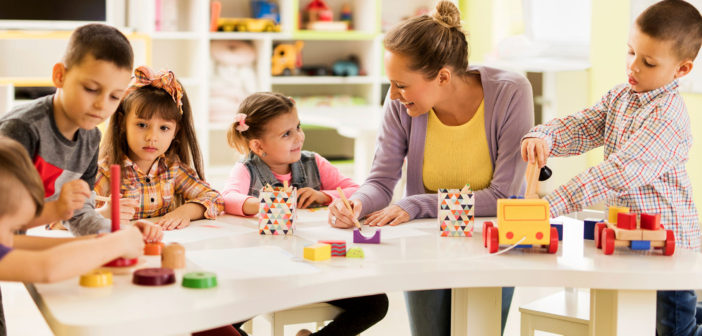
[{"left": 328, "top": 1, "right": 534, "bottom": 335}]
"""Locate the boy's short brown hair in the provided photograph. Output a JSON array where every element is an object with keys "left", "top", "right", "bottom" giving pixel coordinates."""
[
  {"left": 0, "top": 137, "right": 44, "bottom": 217},
  {"left": 63, "top": 23, "right": 134, "bottom": 70},
  {"left": 636, "top": 0, "right": 702, "bottom": 60}
]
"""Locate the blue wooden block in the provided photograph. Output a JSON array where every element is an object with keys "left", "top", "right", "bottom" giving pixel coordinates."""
[
  {"left": 550, "top": 223, "right": 563, "bottom": 241},
  {"left": 630, "top": 240, "right": 651, "bottom": 250},
  {"left": 515, "top": 244, "right": 533, "bottom": 248},
  {"left": 583, "top": 219, "right": 600, "bottom": 240}
]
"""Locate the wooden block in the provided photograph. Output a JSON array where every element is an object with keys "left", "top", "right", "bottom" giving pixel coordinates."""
[
  {"left": 613, "top": 227, "right": 642, "bottom": 241},
  {"left": 79, "top": 270, "right": 113, "bottom": 288},
  {"left": 144, "top": 242, "right": 165, "bottom": 256},
  {"left": 319, "top": 240, "right": 346, "bottom": 257},
  {"left": 346, "top": 247, "right": 364, "bottom": 258},
  {"left": 616, "top": 213, "right": 637, "bottom": 230},
  {"left": 640, "top": 213, "right": 661, "bottom": 231},
  {"left": 641, "top": 229, "right": 667, "bottom": 241},
  {"left": 353, "top": 229, "right": 381, "bottom": 244},
  {"left": 630, "top": 240, "right": 651, "bottom": 251},
  {"left": 162, "top": 243, "right": 186, "bottom": 269},
  {"left": 583, "top": 219, "right": 601, "bottom": 240},
  {"left": 303, "top": 243, "right": 331, "bottom": 261},
  {"left": 608, "top": 206, "right": 629, "bottom": 224}
]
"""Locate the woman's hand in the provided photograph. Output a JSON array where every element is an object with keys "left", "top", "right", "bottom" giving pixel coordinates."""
[
  {"left": 131, "top": 220, "right": 163, "bottom": 243},
  {"left": 297, "top": 187, "right": 331, "bottom": 208},
  {"left": 328, "top": 198, "right": 362, "bottom": 229},
  {"left": 365, "top": 205, "right": 410, "bottom": 226},
  {"left": 520, "top": 138, "right": 549, "bottom": 168}
]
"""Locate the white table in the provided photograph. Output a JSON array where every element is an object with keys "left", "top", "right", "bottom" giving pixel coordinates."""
[{"left": 27, "top": 211, "right": 702, "bottom": 336}]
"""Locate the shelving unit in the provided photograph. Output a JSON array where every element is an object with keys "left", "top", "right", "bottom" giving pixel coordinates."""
[{"left": 0, "top": 0, "right": 457, "bottom": 183}]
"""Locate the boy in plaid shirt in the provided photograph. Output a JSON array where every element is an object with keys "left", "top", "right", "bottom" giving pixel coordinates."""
[{"left": 521, "top": 1, "right": 702, "bottom": 334}]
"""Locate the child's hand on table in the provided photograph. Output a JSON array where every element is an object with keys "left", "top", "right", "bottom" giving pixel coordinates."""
[
  {"left": 297, "top": 187, "right": 331, "bottom": 209},
  {"left": 156, "top": 209, "right": 191, "bottom": 231},
  {"left": 521, "top": 137, "right": 550, "bottom": 168},
  {"left": 132, "top": 219, "right": 163, "bottom": 242}
]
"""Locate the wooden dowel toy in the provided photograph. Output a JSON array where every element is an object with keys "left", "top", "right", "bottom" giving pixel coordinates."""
[{"left": 525, "top": 162, "right": 540, "bottom": 199}]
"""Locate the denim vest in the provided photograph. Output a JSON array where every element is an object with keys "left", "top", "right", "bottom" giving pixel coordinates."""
[{"left": 242, "top": 150, "right": 322, "bottom": 198}]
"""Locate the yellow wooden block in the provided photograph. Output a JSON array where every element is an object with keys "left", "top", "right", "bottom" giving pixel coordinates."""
[
  {"left": 608, "top": 206, "right": 629, "bottom": 224},
  {"left": 496, "top": 199, "right": 550, "bottom": 245},
  {"left": 79, "top": 270, "right": 113, "bottom": 288},
  {"left": 304, "top": 243, "right": 331, "bottom": 261}
]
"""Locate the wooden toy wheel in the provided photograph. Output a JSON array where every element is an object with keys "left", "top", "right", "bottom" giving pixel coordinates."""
[
  {"left": 594, "top": 223, "right": 607, "bottom": 249},
  {"left": 602, "top": 228, "right": 615, "bottom": 255},
  {"left": 664, "top": 230, "right": 675, "bottom": 256},
  {"left": 483, "top": 221, "right": 494, "bottom": 248},
  {"left": 548, "top": 227, "right": 559, "bottom": 254},
  {"left": 487, "top": 227, "right": 499, "bottom": 254}
]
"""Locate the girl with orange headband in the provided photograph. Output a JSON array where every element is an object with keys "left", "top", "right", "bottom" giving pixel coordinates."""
[{"left": 95, "top": 66, "right": 223, "bottom": 230}]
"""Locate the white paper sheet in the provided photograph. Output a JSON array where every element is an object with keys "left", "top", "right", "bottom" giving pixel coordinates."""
[
  {"left": 162, "top": 221, "right": 255, "bottom": 244},
  {"left": 294, "top": 225, "right": 428, "bottom": 243},
  {"left": 186, "top": 246, "right": 319, "bottom": 279}
]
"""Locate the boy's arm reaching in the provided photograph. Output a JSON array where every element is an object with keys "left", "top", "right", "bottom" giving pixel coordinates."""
[
  {"left": 523, "top": 87, "right": 615, "bottom": 159},
  {"left": 546, "top": 100, "right": 690, "bottom": 217},
  {"left": 0, "top": 226, "right": 144, "bottom": 283}
]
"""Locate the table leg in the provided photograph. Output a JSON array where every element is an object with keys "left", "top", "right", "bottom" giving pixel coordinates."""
[
  {"left": 589, "top": 289, "right": 656, "bottom": 336},
  {"left": 451, "top": 287, "right": 501, "bottom": 336}
]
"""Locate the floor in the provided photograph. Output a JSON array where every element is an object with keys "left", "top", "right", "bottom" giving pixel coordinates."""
[{"left": 2, "top": 281, "right": 566, "bottom": 336}]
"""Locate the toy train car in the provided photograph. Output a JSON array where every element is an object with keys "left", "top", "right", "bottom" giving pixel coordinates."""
[
  {"left": 594, "top": 208, "right": 674, "bottom": 256},
  {"left": 483, "top": 198, "right": 558, "bottom": 254}
]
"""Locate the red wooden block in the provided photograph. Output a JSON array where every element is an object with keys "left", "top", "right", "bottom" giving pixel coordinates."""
[
  {"left": 640, "top": 213, "right": 661, "bottom": 230},
  {"left": 616, "top": 212, "right": 637, "bottom": 230}
]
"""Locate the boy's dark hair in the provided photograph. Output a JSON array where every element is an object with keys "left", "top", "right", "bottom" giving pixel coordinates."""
[
  {"left": 101, "top": 83, "right": 205, "bottom": 180},
  {"left": 636, "top": 0, "right": 702, "bottom": 60},
  {"left": 0, "top": 137, "right": 44, "bottom": 217},
  {"left": 227, "top": 92, "right": 295, "bottom": 154},
  {"left": 63, "top": 23, "right": 134, "bottom": 70},
  {"left": 384, "top": 1, "right": 469, "bottom": 79}
]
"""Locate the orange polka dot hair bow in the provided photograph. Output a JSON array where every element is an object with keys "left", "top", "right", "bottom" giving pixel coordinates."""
[{"left": 126, "top": 66, "right": 184, "bottom": 114}]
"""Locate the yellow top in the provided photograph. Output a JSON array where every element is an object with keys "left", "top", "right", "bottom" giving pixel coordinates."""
[{"left": 423, "top": 101, "right": 493, "bottom": 192}]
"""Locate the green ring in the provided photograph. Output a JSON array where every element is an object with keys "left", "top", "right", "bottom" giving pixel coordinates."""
[{"left": 182, "top": 272, "right": 218, "bottom": 289}]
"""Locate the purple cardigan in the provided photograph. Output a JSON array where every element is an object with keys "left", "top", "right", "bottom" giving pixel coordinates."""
[{"left": 351, "top": 66, "right": 534, "bottom": 219}]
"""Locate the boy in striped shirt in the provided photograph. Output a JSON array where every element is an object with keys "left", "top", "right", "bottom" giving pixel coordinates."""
[{"left": 521, "top": 1, "right": 702, "bottom": 334}]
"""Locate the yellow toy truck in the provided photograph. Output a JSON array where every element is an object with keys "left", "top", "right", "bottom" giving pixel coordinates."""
[
  {"left": 483, "top": 198, "right": 558, "bottom": 254},
  {"left": 217, "top": 18, "right": 280, "bottom": 32}
]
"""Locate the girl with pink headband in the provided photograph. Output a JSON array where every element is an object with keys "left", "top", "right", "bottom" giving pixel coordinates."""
[{"left": 95, "top": 66, "right": 223, "bottom": 230}]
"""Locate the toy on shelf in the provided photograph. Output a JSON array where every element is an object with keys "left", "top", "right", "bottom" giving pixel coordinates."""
[
  {"left": 304, "top": 243, "right": 331, "bottom": 261},
  {"left": 594, "top": 208, "right": 674, "bottom": 256},
  {"left": 272, "top": 41, "right": 304, "bottom": 76},
  {"left": 483, "top": 162, "right": 558, "bottom": 254},
  {"left": 258, "top": 185, "right": 297, "bottom": 235},
  {"left": 209, "top": 40, "right": 257, "bottom": 123},
  {"left": 251, "top": 0, "right": 280, "bottom": 24},
  {"left": 304, "top": 0, "right": 349, "bottom": 31},
  {"left": 217, "top": 17, "right": 280, "bottom": 32},
  {"left": 353, "top": 229, "right": 380, "bottom": 244},
  {"left": 438, "top": 184, "right": 474, "bottom": 237},
  {"left": 332, "top": 55, "right": 360, "bottom": 76},
  {"left": 319, "top": 240, "right": 346, "bottom": 257},
  {"left": 210, "top": 1, "right": 281, "bottom": 32}
]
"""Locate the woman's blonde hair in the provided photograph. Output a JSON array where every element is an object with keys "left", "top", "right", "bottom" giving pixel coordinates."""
[
  {"left": 384, "top": 1, "right": 469, "bottom": 79},
  {"left": 227, "top": 92, "right": 295, "bottom": 154}
]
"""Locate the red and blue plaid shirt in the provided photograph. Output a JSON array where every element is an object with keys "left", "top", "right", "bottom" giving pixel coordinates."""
[
  {"left": 525, "top": 80, "right": 700, "bottom": 249},
  {"left": 95, "top": 155, "right": 223, "bottom": 220}
]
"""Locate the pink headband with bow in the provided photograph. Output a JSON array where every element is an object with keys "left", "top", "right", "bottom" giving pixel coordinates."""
[
  {"left": 126, "top": 66, "right": 184, "bottom": 114},
  {"left": 234, "top": 113, "right": 249, "bottom": 132}
]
